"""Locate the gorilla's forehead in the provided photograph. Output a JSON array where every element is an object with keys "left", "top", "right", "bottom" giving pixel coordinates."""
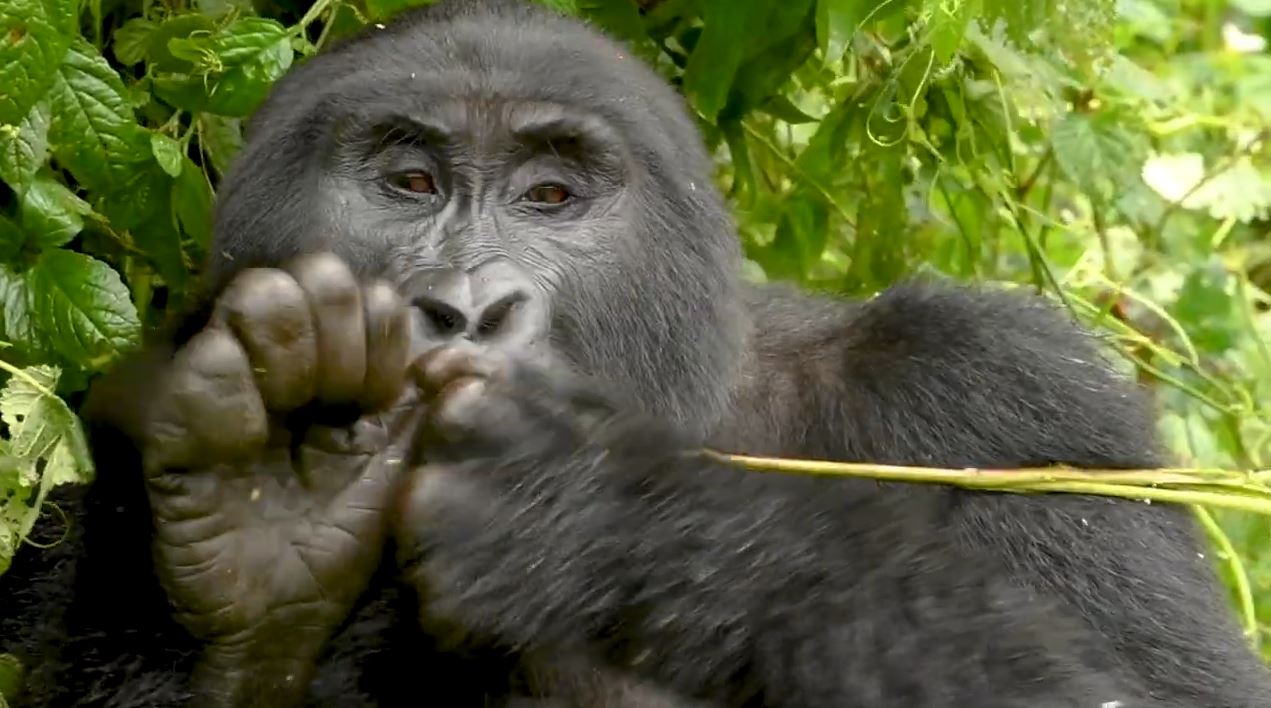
[
  {"left": 313, "top": 10, "right": 667, "bottom": 132},
  {"left": 252, "top": 1, "right": 706, "bottom": 174}
]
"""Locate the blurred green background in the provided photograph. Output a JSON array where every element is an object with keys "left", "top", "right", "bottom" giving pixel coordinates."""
[{"left": 1, "top": 0, "right": 1269, "bottom": 672}]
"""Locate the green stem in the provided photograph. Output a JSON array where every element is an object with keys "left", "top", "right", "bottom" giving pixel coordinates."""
[{"left": 1192, "top": 505, "right": 1260, "bottom": 648}]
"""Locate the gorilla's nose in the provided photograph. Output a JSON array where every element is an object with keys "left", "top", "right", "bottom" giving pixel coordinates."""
[{"left": 404, "top": 263, "right": 546, "bottom": 350}]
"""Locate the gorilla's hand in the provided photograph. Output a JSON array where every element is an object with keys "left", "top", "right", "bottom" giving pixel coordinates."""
[
  {"left": 393, "top": 344, "right": 633, "bottom": 651},
  {"left": 141, "top": 254, "right": 417, "bottom": 704}
]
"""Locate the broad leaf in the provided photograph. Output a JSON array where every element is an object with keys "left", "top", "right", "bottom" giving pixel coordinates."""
[
  {"left": 24, "top": 250, "right": 141, "bottom": 368},
  {"left": 18, "top": 174, "right": 92, "bottom": 248},
  {"left": 0, "top": 100, "right": 52, "bottom": 188},
  {"left": 48, "top": 38, "right": 151, "bottom": 191},
  {"left": 0, "top": 0, "right": 71, "bottom": 125}
]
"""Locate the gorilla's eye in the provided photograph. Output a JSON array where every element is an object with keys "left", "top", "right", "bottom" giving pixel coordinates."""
[
  {"left": 524, "top": 184, "right": 571, "bottom": 205},
  {"left": 388, "top": 170, "right": 437, "bottom": 195}
]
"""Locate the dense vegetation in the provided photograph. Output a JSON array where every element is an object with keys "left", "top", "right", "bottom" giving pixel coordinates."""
[{"left": 1, "top": 0, "right": 1269, "bottom": 691}]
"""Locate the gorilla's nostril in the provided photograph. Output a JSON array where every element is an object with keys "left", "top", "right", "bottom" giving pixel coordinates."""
[
  {"left": 475, "top": 292, "right": 528, "bottom": 338},
  {"left": 416, "top": 298, "right": 467, "bottom": 336}
]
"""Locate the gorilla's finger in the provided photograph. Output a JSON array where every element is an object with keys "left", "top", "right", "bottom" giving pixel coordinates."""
[
  {"left": 288, "top": 253, "right": 367, "bottom": 405},
  {"left": 360, "top": 281, "right": 411, "bottom": 412},
  {"left": 410, "top": 344, "right": 497, "bottom": 396},
  {"left": 210, "top": 268, "right": 317, "bottom": 412},
  {"left": 147, "top": 327, "right": 268, "bottom": 469}
]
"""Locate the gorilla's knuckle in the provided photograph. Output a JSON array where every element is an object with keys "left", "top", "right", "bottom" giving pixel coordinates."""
[
  {"left": 184, "top": 326, "right": 252, "bottom": 376},
  {"left": 225, "top": 268, "right": 305, "bottom": 309},
  {"left": 363, "top": 280, "right": 406, "bottom": 315},
  {"left": 292, "top": 254, "right": 362, "bottom": 311}
]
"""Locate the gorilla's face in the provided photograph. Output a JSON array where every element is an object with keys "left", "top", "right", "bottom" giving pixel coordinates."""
[
  {"left": 209, "top": 2, "right": 748, "bottom": 436},
  {"left": 319, "top": 101, "right": 633, "bottom": 365}
]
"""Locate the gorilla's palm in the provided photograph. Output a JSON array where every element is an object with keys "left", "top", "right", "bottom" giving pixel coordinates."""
[{"left": 139, "top": 254, "right": 416, "bottom": 704}]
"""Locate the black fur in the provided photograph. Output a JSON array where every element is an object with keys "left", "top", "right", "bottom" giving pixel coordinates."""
[{"left": 3, "top": 1, "right": 1269, "bottom": 706}]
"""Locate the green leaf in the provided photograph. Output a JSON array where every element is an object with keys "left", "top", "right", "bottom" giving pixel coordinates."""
[
  {"left": 927, "top": 0, "right": 977, "bottom": 63},
  {"left": 0, "top": 100, "right": 51, "bottom": 188},
  {"left": 24, "top": 250, "right": 141, "bottom": 368},
  {"left": 48, "top": 38, "right": 151, "bottom": 191},
  {"left": 97, "top": 161, "right": 189, "bottom": 290},
  {"left": 150, "top": 132, "right": 184, "bottom": 177},
  {"left": 0, "top": 0, "right": 71, "bottom": 125},
  {"left": 682, "top": 0, "right": 765, "bottom": 121},
  {"left": 0, "top": 217, "right": 23, "bottom": 262},
  {"left": 720, "top": 119, "right": 755, "bottom": 204},
  {"left": 0, "top": 264, "right": 47, "bottom": 356},
  {"left": 534, "top": 0, "right": 578, "bottom": 13},
  {"left": 140, "top": 14, "right": 217, "bottom": 71},
  {"left": 365, "top": 0, "right": 439, "bottom": 21},
  {"left": 1050, "top": 111, "right": 1148, "bottom": 197},
  {"left": 0, "top": 653, "right": 22, "bottom": 701},
  {"left": 816, "top": 0, "right": 862, "bottom": 64},
  {"left": 153, "top": 17, "right": 294, "bottom": 117},
  {"left": 1229, "top": 0, "right": 1271, "bottom": 17},
  {"left": 19, "top": 174, "right": 92, "bottom": 248},
  {"left": 576, "top": 0, "right": 645, "bottom": 41},
  {"left": 172, "top": 156, "right": 212, "bottom": 253},
  {"left": 197, "top": 113, "right": 242, "bottom": 176},
  {"left": 726, "top": 15, "right": 818, "bottom": 119},
  {"left": 2, "top": 366, "right": 68, "bottom": 462},
  {"left": 0, "top": 363, "right": 94, "bottom": 576},
  {"left": 1173, "top": 260, "right": 1238, "bottom": 354},
  {"left": 111, "top": 17, "right": 155, "bottom": 65},
  {"left": 758, "top": 95, "right": 819, "bottom": 124}
]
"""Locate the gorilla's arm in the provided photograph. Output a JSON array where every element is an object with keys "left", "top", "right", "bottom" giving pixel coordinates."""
[
  {"left": 396, "top": 281, "right": 1224, "bottom": 707},
  {"left": 842, "top": 284, "right": 1271, "bottom": 706}
]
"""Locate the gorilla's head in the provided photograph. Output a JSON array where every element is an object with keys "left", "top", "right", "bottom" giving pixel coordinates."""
[{"left": 209, "top": 0, "right": 747, "bottom": 437}]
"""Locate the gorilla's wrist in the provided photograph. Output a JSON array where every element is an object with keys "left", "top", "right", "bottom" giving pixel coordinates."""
[{"left": 191, "top": 634, "right": 326, "bottom": 707}]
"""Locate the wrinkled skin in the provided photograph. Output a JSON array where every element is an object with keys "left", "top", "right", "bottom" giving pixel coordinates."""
[{"left": 138, "top": 255, "right": 417, "bottom": 704}]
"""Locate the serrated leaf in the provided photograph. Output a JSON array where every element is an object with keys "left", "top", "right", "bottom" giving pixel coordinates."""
[
  {"left": 0, "top": 0, "right": 71, "bottom": 125},
  {"left": 1, "top": 365, "right": 66, "bottom": 461},
  {"left": 0, "top": 100, "right": 51, "bottom": 188},
  {"left": 19, "top": 174, "right": 91, "bottom": 248},
  {"left": 111, "top": 17, "right": 155, "bottom": 65},
  {"left": 150, "top": 132, "right": 184, "bottom": 177},
  {"left": 24, "top": 250, "right": 140, "bottom": 368},
  {"left": 0, "top": 363, "right": 93, "bottom": 575},
  {"left": 48, "top": 38, "right": 151, "bottom": 191},
  {"left": 0, "top": 264, "right": 46, "bottom": 356},
  {"left": 1051, "top": 111, "right": 1147, "bottom": 196}
]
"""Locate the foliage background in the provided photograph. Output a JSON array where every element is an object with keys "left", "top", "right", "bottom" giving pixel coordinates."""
[{"left": 1, "top": 0, "right": 1269, "bottom": 683}]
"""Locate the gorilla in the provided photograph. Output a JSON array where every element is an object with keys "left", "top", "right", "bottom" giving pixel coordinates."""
[{"left": 3, "top": 0, "right": 1270, "bottom": 706}]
